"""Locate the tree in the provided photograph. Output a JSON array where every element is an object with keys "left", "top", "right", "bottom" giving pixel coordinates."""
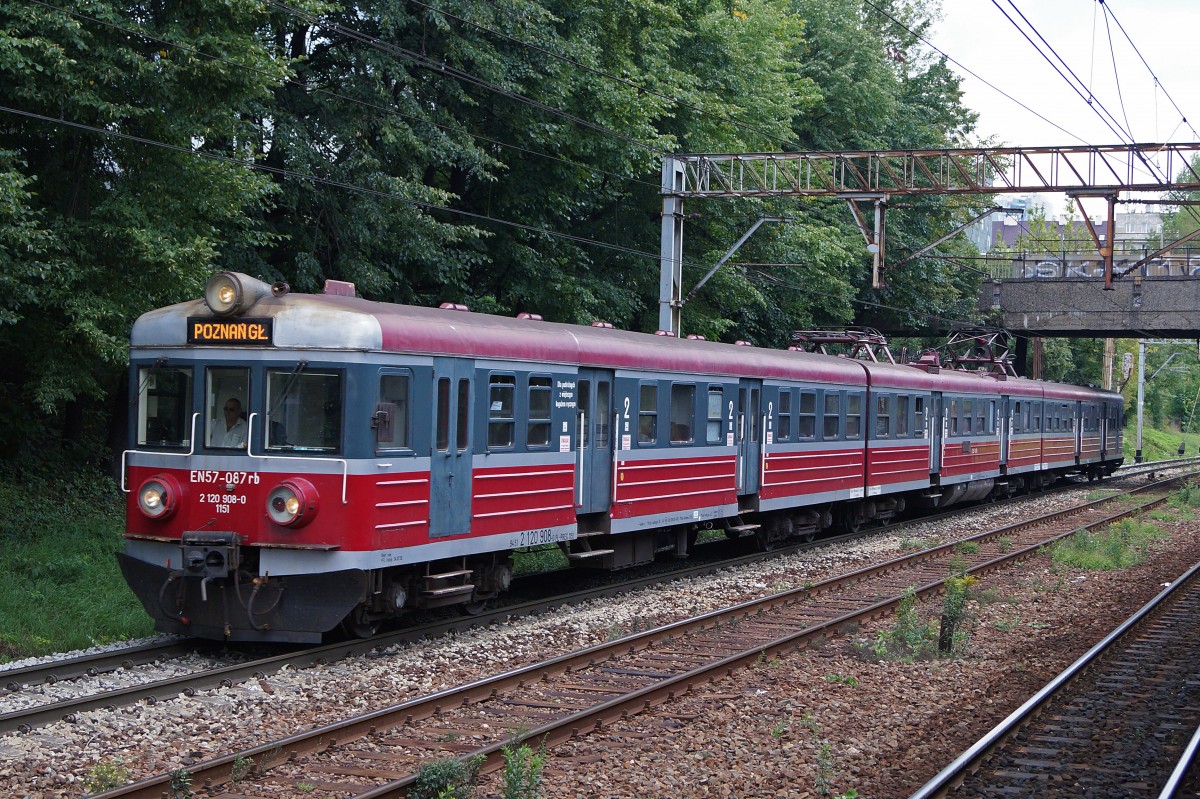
[{"left": 0, "top": 0, "right": 280, "bottom": 458}]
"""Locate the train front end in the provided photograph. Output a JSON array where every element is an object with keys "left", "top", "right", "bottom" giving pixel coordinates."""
[{"left": 118, "top": 273, "right": 376, "bottom": 643}]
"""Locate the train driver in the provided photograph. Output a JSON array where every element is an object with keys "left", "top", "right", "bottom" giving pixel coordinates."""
[{"left": 211, "top": 397, "right": 248, "bottom": 448}]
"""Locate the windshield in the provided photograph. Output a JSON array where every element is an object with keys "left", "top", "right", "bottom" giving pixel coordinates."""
[
  {"left": 135, "top": 366, "right": 194, "bottom": 448},
  {"left": 266, "top": 368, "right": 343, "bottom": 453}
]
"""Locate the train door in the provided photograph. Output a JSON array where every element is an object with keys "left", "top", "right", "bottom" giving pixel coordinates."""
[
  {"left": 930, "top": 393, "right": 944, "bottom": 476},
  {"left": 575, "top": 369, "right": 614, "bottom": 514},
  {"left": 999, "top": 396, "right": 1011, "bottom": 467},
  {"left": 1074, "top": 401, "right": 1084, "bottom": 462},
  {"left": 429, "top": 357, "right": 473, "bottom": 538},
  {"left": 737, "top": 379, "right": 762, "bottom": 495}
]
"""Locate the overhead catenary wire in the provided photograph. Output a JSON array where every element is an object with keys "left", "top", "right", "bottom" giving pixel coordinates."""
[
  {"left": 860, "top": 0, "right": 1087, "bottom": 145},
  {"left": 1099, "top": 0, "right": 1200, "bottom": 142},
  {"left": 1099, "top": 5, "right": 1135, "bottom": 144},
  {"left": 991, "top": 0, "right": 1138, "bottom": 148},
  {"left": 27, "top": 0, "right": 661, "bottom": 192}
]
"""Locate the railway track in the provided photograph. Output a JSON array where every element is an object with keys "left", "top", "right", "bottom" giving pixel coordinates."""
[
  {"left": 85, "top": 474, "right": 1188, "bottom": 798},
  {"left": 910, "top": 558, "right": 1200, "bottom": 799},
  {"left": 0, "top": 463, "right": 1187, "bottom": 736}
]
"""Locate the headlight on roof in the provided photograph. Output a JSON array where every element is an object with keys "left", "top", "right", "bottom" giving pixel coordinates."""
[{"left": 203, "top": 271, "right": 272, "bottom": 317}]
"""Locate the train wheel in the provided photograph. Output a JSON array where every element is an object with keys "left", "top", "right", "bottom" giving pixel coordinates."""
[
  {"left": 755, "top": 528, "right": 777, "bottom": 551},
  {"left": 340, "top": 608, "right": 379, "bottom": 639},
  {"left": 842, "top": 507, "right": 862, "bottom": 534},
  {"left": 459, "top": 599, "right": 489, "bottom": 616}
]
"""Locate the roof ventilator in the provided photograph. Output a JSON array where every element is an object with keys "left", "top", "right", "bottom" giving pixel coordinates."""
[
  {"left": 323, "top": 279, "right": 356, "bottom": 297},
  {"left": 439, "top": 302, "right": 469, "bottom": 312}
]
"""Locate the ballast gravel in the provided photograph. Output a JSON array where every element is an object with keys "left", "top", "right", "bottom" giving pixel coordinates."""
[{"left": 0, "top": 473, "right": 1192, "bottom": 798}]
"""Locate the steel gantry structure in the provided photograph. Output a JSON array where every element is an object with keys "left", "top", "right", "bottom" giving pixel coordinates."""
[{"left": 658, "top": 142, "right": 1200, "bottom": 336}]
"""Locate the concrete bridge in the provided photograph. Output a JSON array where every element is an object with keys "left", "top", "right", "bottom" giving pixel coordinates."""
[{"left": 979, "top": 273, "right": 1200, "bottom": 339}]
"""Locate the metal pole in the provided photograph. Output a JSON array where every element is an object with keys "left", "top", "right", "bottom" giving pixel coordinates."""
[
  {"left": 1135, "top": 339, "right": 1146, "bottom": 463},
  {"left": 659, "top": 157, "right": 685, "bottom": 336}
]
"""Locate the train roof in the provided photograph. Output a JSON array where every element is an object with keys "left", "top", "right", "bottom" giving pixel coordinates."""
[
  {"left": 134, "top": 294, "right": 868, "bottom": 384},
  {"left": 133, "top": 291, "right": 1124, "bottom": 404}
]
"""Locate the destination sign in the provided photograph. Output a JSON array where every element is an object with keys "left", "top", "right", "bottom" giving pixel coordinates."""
[{"left": 187, "top": 317, "right": 273, "bottom": 345}]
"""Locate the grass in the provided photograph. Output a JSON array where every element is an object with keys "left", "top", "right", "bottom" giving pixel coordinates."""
[
  {"left": 0, "top": 474, "right": 153, "bottom": 661},
  {"left": 1050, "top": 517, "right": 1165, "bottom": 571},
  {"left": 1128, "top": 426, "right": 1200, "bottom": 462}
]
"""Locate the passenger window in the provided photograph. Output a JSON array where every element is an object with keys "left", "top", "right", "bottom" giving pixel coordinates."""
[
  {"left": 265, "top": 368, "right": 342, "bottom": 453},
  {"left": 914, "top": 396, "right": 926, "bottom": 437},
  {"left": 876, "top": 394, "right": 891, "bottom": 438},
  {"left": 579, "top": 379, "right": 591, "bottom": 447},
  {"left": 457, "top": 378, "right": 470, "bottom": 451},
  {"left": 377, "top": 373, "right": 410, "bottom": 449},
  {"left": 639, "top": 384, "right": 658, "bottom": 444},
  {"left": 777, "top": 389, "right": 791, "bottom": 441},
  {"left": 706, "top": 387, "right": 724, "bottom": 444},
  {"left": 798, "top": 391, "right": 816, "bottom": 439},
  {"left": 596, "top": 381, "right": 611, "bottom": 447},
  {"left": 950, "top": 399, "right": 959, "bottom": 436},
  {"left": 207, "top": 366, "right": 250, "bottom": 449},
  {"left": 962, "top": 399, "right": 974, "bottom": 435},
  {"left": 436, "top": 378, "right": 450, "bottom": 451},
  {"left": 528, "top": 375, "right": 551, "bottom": 447},
  {"left": 488, "top": 374, "right": 515, "bottom": 448},
  {"left": 846, "top": 393, "right": 862, "bottom": 439},
  {"left": 896, "top": 396, "right": 909, "bottom": 437},
  {"left": 823, "top": 393, "right": 840, "bottom": 440},
  {"left": 670, "top": 384, "right": 695, "bottom": 444}
]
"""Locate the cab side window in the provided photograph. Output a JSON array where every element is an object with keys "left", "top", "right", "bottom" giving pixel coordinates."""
[{"left": 376, "top": 373, "right": 410, "bottom": 449}]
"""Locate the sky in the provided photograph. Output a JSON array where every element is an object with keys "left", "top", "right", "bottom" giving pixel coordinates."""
[{"left": 926, "top": 0, "right": 1200, "bottom": 216}]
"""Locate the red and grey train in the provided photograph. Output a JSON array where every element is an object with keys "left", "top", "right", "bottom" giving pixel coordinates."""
[{"left": 118, "top": 272, "right": 1125, "bottom": 642}]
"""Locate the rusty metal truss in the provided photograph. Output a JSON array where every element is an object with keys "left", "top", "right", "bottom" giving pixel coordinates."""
[{"left": 667, "top": 143, "right": 1200, "bottom": 198}]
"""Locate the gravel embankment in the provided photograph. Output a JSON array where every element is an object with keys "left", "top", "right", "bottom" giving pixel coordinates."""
[{"left": 0, "top": 477, "right": 1191, "bottom": 798}]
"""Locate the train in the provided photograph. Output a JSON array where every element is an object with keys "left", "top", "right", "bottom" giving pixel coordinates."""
[{"left": 117, "top": 272, "right": 1125, "bottom": 643}]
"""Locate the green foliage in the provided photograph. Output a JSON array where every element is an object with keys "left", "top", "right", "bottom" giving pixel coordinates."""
[
  {"left": 1051, "top": 519, "right": 1165, "bottom": 571},
  {"left": 824, "top": 674, "right": 858, "bottom": 687},
  {"left": 0, "top": 473, "right": 151, "bottom": 660},
  {"left": 938, "top": 574, "right": 978, "bottom": 655},
  {"left": 169, "top": 768, "right": 193, "bottom": 799},
  {"left": 814, "top": 739, "right": 837, "bottom": 797},
  {"left": 996, "top": 536, "right": 1013, "bottom": 553},
  {"left": 230, "top": 756, "right": 253, "bottom": 784},
  {"left": 859, "top": 585, "right": 938, "bottom": 663},
  {"left": 0, "top": 0, "right": 281, "bottom": 449},
  {"left": 2, "top": 0, "right": 984, "bottom": 469},
  {"left": 410, "top": 755, "right": 484, "bottom": 799},
  {"left": 511, "top": 544, "right": 568, "bottom": 576},
  {"left": 954, "top": 540, "right": 980, "bottom": 555},
  {"left": 502, "top": 738, "right": 546, "bottom": 799},
  {"left": 1170, "top": 483, "right": 1200, "bottom": 509},
  {"left": 83, "top": 759, "right": 129, "bottom": 793}
]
